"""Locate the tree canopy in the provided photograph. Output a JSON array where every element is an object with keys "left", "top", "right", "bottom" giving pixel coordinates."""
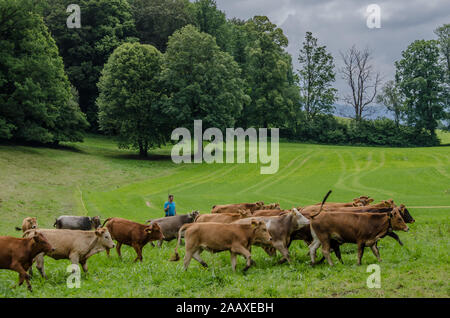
[{"left": 0, "top": 0, "right": 88, "bottom": 143}]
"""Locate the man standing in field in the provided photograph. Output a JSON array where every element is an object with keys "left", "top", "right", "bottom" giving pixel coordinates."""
[{"left": 164, "top": 194, "right": 176, "bottom": 217}]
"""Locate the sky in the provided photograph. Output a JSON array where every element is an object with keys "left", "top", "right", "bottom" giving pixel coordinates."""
[{"left": 212, "top": 0, "right": 450, "bottom": 117}]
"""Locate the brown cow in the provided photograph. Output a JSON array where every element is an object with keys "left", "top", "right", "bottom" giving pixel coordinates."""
[
  {"left": 309, "top": 207, "right": 409, "bottom": 266},
  {"left": 195, "top": 209, "right": 252, "bottom": 223},
  {"left": 233, "top": 209, "right": 310, "bottom": 263},
  {"left": 312, "top": 196, "right": 374, "bottom": 208},
  {"left": 0, "top": 232, "right": 53, "bottom": 291},
  {"left": 253, "top": 209, "right": 289, "bottom": 217},
  {"left": 15, "top": 217, "right": 38, "bottom": 232},
  {"left": 211, "top": 201, "right": 264, "bottom": 214},
  {"left": 103, "top": 217, "right": 164, "bottom": 262},
  {"left": 259, "top": 203, "right": 281, "bottom": 210},
  {"left": 171, "top": 221, "right": 272, "bottom": 272},
  {"left": 23, "top": 228, "right": 115, "bottom": 278}
]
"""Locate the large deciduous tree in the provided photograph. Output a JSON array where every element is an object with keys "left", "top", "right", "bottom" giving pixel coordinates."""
[
  {"left": 162, "top": 25, "right": 248, "bottom": 132},
  {"left": 97, "top": 43, "right": 167, "bottom": 157},
  {"left": 40, "top": 0, "right": 137, "bottom": 129},
  {"left": 340, "top": 46, "right": 381, "bottom": 121},
  {"left": 395, "top": 40, "right": 446, "bottom": 138},
  {"left": 297, "top": 32, "right": 337, "bottom": 119},
  {"left": 128, "top": 0, "right": 195, "bottom": 53},
  {"left": 0, "top": 0, "right": 88, "bottom": 143},
  {"left": 240, "top": 16, "right": 298, "bottom": 128}
]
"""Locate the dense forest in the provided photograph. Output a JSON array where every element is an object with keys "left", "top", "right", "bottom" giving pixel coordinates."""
[{"left": 0, "top": 0, "right": 448, "bottom": 155}]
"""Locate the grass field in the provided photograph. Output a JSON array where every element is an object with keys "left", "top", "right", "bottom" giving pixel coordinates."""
[{"left": 0, "top": 135, "right": 449, "bottom": 298}]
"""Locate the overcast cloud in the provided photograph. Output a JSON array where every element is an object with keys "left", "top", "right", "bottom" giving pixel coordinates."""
[{"left": 213, "top": 0, "right": 449, "bottom": 115}]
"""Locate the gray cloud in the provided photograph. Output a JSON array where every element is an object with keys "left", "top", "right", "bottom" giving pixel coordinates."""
[{"left": 213, "top": 0, "right": 449, "bottom": 114}]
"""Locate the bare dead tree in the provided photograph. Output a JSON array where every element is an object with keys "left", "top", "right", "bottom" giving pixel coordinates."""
[{"left": 339, "top": 46, "right": 381, "bottom": 121}]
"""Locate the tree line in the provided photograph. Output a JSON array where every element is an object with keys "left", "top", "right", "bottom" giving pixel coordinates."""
[{"left": 0, "top": 0, "right": 448, "bottom": 155}]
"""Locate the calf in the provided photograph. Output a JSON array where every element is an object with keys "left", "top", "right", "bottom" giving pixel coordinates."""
[
  {"left": 195, "top": 209, "right": 252, "bottom": 223},
  {"left": 23, "top": 228, "right": 114, "bottom": 278},
  {"left": 0, "top": 232, "right": 53, "bottom": 291},
  {"left": 15, "top": 217, "right": 38, "bottom": 232},
  {"left": 211, "top": 201, "right": 264, "bottom": 214},
  {"left": 309, "top": 207, "right": 409, "bottom": 266},
  {"left": 54, "top": 215, "right": 101, "bottom": 230},
  {"left": 233, "top": 209, "right": 310, "bottom": 263},
  {"left": 171, "top": 221, "right": 272, "bottom": 272},
  {"left": 146, "top": 211, "right": 199, "bottom": 247},
  {"left": 103, "top": 217, "right": 164, "bottom": 262}
]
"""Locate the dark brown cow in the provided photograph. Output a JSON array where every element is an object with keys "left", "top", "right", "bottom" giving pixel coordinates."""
[
  {"left": 309, "top": 207, "right": 409, "bottom": 266},
  {"left": 0, "top": 232, "right": 53, "bottom": 291},
  {"left": 171, "top": 221, "right": 272, "bottom": 272},
  {"left": 103, "top": 218, "right": 164, "bottom": 262},
  {"left": 211, "top": 201, "right": 264, "bottom": 214},
  {"left": 195, "top": 209, "right": 252, "bottom": 223},
  {"left": 15, "top": 217, "right": 38, "bottom": 232}
]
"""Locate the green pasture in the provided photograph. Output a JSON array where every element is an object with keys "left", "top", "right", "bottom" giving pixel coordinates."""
[{"left": 0, "top": 135, "right": 449, "bottom": 297}]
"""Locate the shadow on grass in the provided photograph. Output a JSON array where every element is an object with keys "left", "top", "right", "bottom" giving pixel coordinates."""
[
  {"left": 0, "top": 139, "right": 84, "bottom": 154},
  {"left": 103, "top": 152, "right": 173, "bottom": 162}
]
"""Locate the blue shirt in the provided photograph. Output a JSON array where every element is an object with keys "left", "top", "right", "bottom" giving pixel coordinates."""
[{"left": 164, "top": 201, "right": 176, "bottom": 216}]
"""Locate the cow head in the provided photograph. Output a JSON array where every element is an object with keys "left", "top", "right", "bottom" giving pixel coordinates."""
[
  {"left": 239, "top": 209, "right": 252, "bottom": 218},
  {"left": 91, "top": 216, "right": 101, "bottom": 229},
  {"left": 188, "top": 210, "right": 200, "bottom": 221},
  {"left": 388, "top": 208, "right": 409, "bottom": 232},
  {"left": 145, "top": 222, "right": 164, "bottom": 241},
  {"left": 24, "top": 217, "right": 38, "bottom": 230},
  {"left": 251, "top": 220, "right": 272, "bottom": 244},
  {"left": 292, "top": 208, "right": 310, "bottom": 229},
  {"left": 32, "top": 232, "right": 54, "bottom": 253},
  {"left": 398, "top": 204, "right": 415, "bottom": 224},
  {"left": 95, "top": 228, "right": 115, "bottom": 249}
]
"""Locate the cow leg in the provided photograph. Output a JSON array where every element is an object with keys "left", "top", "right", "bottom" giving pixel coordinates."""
[
  {"left": 183, "top": 250, "right": 193, "bottom": 271},
  {"left": 272, "top": 241, "right": 291, "bottom": 264},
  {"left": 132, "top": 244, "right": 143, "bottom": 262},
  {"left": 116, "top": 242, "right": 123, "bottom": 258},
  {"left": 80, "top": 260, "right": 88, "bottom": 273},
  {"left": 157, "top": 240, "right": 163, "bottom": 248},
  {"left": 321, "top": 240, "right": 334, "bottom": 266},
  {"left": 105, "top": 248, "right": 111, "bottom": 257},
  {"left": 308, "top": 237, "right": 321, "bottom": 265},
  {"left": 387, "top": 232, "right": 403, "bottom": 246},
  {"left": 69, "top": 253, "right": 80, "bottom": 272},
  {"left": 11, "top": 262, "right": 32, "bottom": 292},
  {"left": 370, "top": 244, "right": 382, "bottom": 262},
  {"left": 232, "top": 246, "right": 252, "bottom": 272},
  {"left": 35, "top": 253, "right": 47, "bottom": 279},
  {"left": 192, "top": 250, "right": 208, "bottom": 268},
  {"left": 357, "top": 242, "right": 365, "bottom": 265},
  {"left": 334, "top": 246, "right": 344, "bottom": 264},
  {"left": 230, "top": 252, "right": 238, "bottom": 272}
]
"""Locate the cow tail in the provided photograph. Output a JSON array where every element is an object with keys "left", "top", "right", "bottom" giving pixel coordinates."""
[
  {"left": 170, "top": 223, "right": 191, "bottom": 262},
  {"left": 101, "top": 218, "right": 112, "bottom": 228},
  {"left": 53, "top": 219, "right": 58, "bottom": 228},
  {"left": 15, "top": 226, "right": 21, "bottom": 231},
  {"left": 311, "top": 190, "right": 332, "bottom": 219}
]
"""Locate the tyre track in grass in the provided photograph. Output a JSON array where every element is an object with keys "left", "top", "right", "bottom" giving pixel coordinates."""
[
  {"left": 253, "top": 151, "right": 316, "bottom": 195},
  {"left": 237, "top": 150, "right": 313, "bottom": 195},
  {"left": 427, "top": 153, "right": 450, "bottom": 179}
]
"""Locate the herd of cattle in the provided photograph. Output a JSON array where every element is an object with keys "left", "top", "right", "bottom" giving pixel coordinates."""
[{"left": 0, "top": 191, "right": 415, "bottom": 291}]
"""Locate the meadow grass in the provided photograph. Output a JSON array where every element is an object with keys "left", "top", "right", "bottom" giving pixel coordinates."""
[{"left": 0, "top": 135, "right": 449, "bottom": 297}]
